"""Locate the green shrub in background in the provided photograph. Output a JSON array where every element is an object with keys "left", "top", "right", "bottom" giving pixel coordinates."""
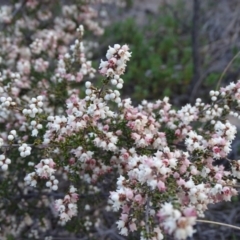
[
  {"left": 99, "top": 7, "right": 193, "bottom": 103},
  {"left": 98, "top": 3, "right": 238, "bottom": 104}
]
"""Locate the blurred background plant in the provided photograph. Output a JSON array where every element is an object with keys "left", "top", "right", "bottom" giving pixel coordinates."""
[
  {"left": 97, "top": 3, "right": 193, "bottom": 104},
  {"left": 96, "top": 0, "right": 240, "bottom": 107}
]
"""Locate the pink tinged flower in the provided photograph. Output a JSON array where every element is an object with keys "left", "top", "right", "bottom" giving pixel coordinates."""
[
  {"left": 175, "top": 129, "right": 181, "bottom": 136},
  {"left": 35, "top": 162, "right": 43, "bottom": 169},
  {"left": 183, "top": 208, "right": 197, "bottom": 217},
  {"left": 140, "top": 221, "right": 146, "bottom": 227},
  {"left": 70, "top": 193, "right": 79, "bottom": 203},
  {"left": 214, "top": 172, "right": 223, "bottom": 180},
  {"left": 179, "top": 165, "right": 187, "bottom": 174},
  {"left": 191, "top": 168, "right": 198, "bottom": 175},
  {"left": 60, "top": 212, "right": 71, "bottom": 223},
  {"left": 134, "top": 194, "right": 143, "bottom": 204},
  {"left": 129, "top": 222, "right": 137, "bottom": 232},
  {"left": 222, "top": 186, "right": 234, "bottom": 201},
  {"left": 213, "top": 146, "right": 221, "bottom": 153},
  {"left": 144, "top": 135, "right": 153, "bottom": 144},
  {"left": 118, "top": 49, "right": 125, "bottom": 57},
  {"left": 76, "top": 72, "right": 83, "bottom": 82},
  {"left": 125, "top": 188, "right": 134, "bottom": 200},
  {"left": 173, "top": 172, "right": 180, "bottom": 179},
  {"left": 108, "top": 57, "right": 117, "bottom": 66},
  {"left": 131, "top": 132, "right": 140, "bottom": 141},
  {"left": 116, "top": 130, "right": 122, "bottom": 136},
  {"left": 55, "top": 202, "right": 63, "bottom": 211},
  {"left": 67, "top": 203, "right": 77, "bottom": 217},
  {"left": 122, "top": 204, "right": 130, "bottom": 214},
  {"left": 106, "top": 68, "right": 114, "bottom": 76},
  {"left": 120, "top": 213, "right": 128, "bottom": 222},
  {"left": 99, "top": 67, "right": 107, "bottom": 75},
  {"left": 64, "top": 194, "right": 71, "bottom": 203},
  {"left": 157, "top": 180, "right": 166, "bottom": 192},
  {"left": 180, "top": 194, "right": 190, "bottom": 205},
  {"left": 48, "top": 159, "right": 56, "bottom": 168},
  {"left": 103, "top": 124, "right": 109, "bottom": 131},
  {"left": 121, "top": 44, "right": 129, "bottom": 51},
  {"left": 222, "top": 187, "right": 231, "bottom": 195},
  {"left": 69, "top": 158, "right": 75, "bottom": 165},
  {"left": 122, "top": 152, "right": 129, "bottom": 160},
  {"left": 144, "top": 158, "right": 154, "bottom": 167},
  {"left": 162, "top": 159, "right": 169, "bottom": 166}
]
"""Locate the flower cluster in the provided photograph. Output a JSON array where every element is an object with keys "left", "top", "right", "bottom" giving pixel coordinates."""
[
  {"left": 35, "top": 158, "right": 56, "bottom": 179},
  {"left": 0, "top": 154, "right": 11, "bottom": 171},
  {"left": 18, "top": 143, "right": 32, "bottom": 158},
  {"left": 24, "top": 172, "right": 37, "bottom": 187},
  {"left": 99, "top": 44, "right": 131, "bottom": 78},
  {"left": 25, "top": 158, "right": 57, "bottom": 190},
  {"left": 55, "top": 186, "right": 79, "bottom": 224},
  {"left": 22, "top": 96, "right": 44, "bottom": 118},
  {"left": 157, "top": 203, "right": 196, "bottom": 240}
]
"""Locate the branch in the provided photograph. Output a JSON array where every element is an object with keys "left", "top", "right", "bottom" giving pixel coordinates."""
[
  {"left": 197, "top": 219, "right": 240, "bottom": 230},
  {"left": 145, "top": 195, "right": 150, "bottom": 237},
  {"left": 11, "top": 0, "right": 27, "bottom": 19},
  {"left": 1, "top": 143, "right": 48, "bottom": 148},
  {"left": 216, "top": 50, "right": 240, "bottom": 90}
]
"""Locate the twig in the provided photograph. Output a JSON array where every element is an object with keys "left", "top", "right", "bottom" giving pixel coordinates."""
[
  {"left": 225, "top": 184, "right": 240, "bottom": 188},
  {"left": 145, "top": 194, "right": 150, "bottom": 237},
  {"left": 197, "top": 219, "right": 240, "bottom": 230},
  {"left": 216, "top": 50, "right": 240, "bottom": 90},
  {"left": 12, "top": 0, "right": 27, "bottom": 19},
  {"left": 190, "top": 70, "right": 210, "bottom": 104},
  {"left": 0, "top": 143, "right": 50, "bottom": 149}
]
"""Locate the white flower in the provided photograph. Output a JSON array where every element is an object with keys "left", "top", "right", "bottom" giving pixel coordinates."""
[{"left": 119, "top": 227, "right": 128, "bottom": 236}]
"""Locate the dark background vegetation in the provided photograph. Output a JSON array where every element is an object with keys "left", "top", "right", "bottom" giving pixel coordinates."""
[{"left": 97, "top": 0, "right": 240, "bottom": 107}]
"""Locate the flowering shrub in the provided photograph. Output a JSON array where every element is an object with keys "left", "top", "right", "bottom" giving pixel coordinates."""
[{"left": 1, "top": 1, "right": 240, "bottom": 240}]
